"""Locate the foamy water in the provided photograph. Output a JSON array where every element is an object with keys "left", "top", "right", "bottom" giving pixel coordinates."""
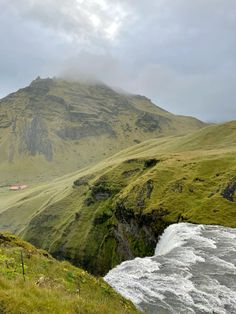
[{"left": 104, "top": 223, "right": 236, "bottom": 314}]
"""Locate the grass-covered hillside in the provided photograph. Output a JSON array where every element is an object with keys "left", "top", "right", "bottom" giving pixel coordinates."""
[
  {"left": 0, "top": 232, "right": 140, "bottom": 314},
  {"left": 0, "top": 77, "right": 204, "bottom": 184},
  {"left": 0, "top": 121, "right": 235, "bottom": 276}
]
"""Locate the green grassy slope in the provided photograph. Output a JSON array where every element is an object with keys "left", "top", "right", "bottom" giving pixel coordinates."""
[
  {"left": 0, "top": 121, "right": 235, "bottom": 275},
  {"left": 0, "top": 233, "right": 140, "bottom": 314},
  {"left": 0, "top": 77, "right": 204, "bottom": 184}
]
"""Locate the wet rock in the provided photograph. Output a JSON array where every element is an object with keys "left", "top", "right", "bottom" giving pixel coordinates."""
[
  {"left": 114, "top": 202, "right": 169, "bottom": 260},
  {"left": 222, "top": 178, "right": 236, "bottom": 202},
  {"left": 177, "top": 213, "right": 189, "bottom": 222},
  {"left": 113, "top": 224, "right": 135, "bottom": 260},
  {"left": 122, "top": 168, "right": 140, "bottom": 178},
  {"left": 144, "top": 159, "right": 160, "bottom": 169},
  {"left": 114, "top": 202, "right": 134, "bottom": 224}
]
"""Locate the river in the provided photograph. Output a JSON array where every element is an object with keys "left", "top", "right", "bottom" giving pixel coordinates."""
[{"left": 104, "top": 223, "right": 236, "bottom": 314}]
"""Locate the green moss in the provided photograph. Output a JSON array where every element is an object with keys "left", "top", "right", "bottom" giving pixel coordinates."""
[
  {"left": 1, "top": 121, "right": 236, "bottom": 276},
  {"left": 15, "top": 149, "right": 236, "bottom": 275},
  {"left": 0, "top": 232, "right": 141, "bottom": 314},
  {"left": 0, "top": 77, "right": 204, "bottom": 186}
]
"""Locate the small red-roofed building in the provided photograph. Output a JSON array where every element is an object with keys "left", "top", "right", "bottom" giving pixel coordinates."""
[{"left": 10, "top": 185, "right": 28, "bottom": 191}]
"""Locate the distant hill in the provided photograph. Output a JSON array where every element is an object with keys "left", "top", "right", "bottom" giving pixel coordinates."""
[
  {"left": 0, "top": 77, "right": 204, "bottom": 184},
  {"left": 0, "top": 121, "right": 235, "bottom": 275}
]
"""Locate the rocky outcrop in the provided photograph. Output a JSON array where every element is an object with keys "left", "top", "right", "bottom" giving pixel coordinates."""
[
  {"left": 136, "top": 113, "right": 170, "bottom": 132},
  {"left": 222, "top": 178, "right": 236, "bottom": 202},
  {"left": 56, "top": 121, "right": 115, "bottom": 141},
  {"left": 0, "top": 77, "right": 204, "bottom": 184},
  {"left": 113, "top": 201, "right": 169, "bottom": 262},
  {"left": 84, "top": 180, "right": 121, "bottom": 204},
  {"left": 19, "top": 116, "right": 53, "bottom": 161},
  {"left": 0, "top": 113, "right": 11, "bottom": 128},
  {"left": 144, "top": 158, "right": 160, "bottom": 168}
]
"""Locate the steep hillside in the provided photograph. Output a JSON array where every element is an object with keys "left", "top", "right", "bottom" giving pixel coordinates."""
[
  {"left": 0, "top": 232, "right": 140, "bottom": 314},
  {"left": 0, "top": 121, "right": 235, "bottom": 276},
  {"left": 0, "top": 77, "right": 204, "bottom": 184}
]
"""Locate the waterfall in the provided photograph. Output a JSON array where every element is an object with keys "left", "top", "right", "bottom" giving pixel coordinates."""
[{"left": 104, "top": 223, "right": 236, "bottom": 314}]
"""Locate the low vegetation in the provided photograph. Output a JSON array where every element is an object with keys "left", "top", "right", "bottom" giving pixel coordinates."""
[
  {"left": 0, "top": 121, "right": 235, "bottom": 276},
  {"left": 0, "top": 233, "right": 140, "bottom": 314},
  {"left": 0, "top": 77, "right": 204, "bottom": 185}
]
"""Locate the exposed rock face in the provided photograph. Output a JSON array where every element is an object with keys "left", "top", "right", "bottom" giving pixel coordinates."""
[
  {"left": 114, "top": 202, "right": 168, "bottom": 261},
  {"left": 144, "top": 158, "right": 160, "bottom": 168},
  {"left": 90, "top": 180, "right": 121, "bottom": 201},
  {"left": 56, "top": 121, "right": 115, "bottom": 141},
  {"left": 0, "top": 113, "right": 11, "bottom": 128},
  {"left": 222, "top": 178, "right": 236, "bottom": 202},
  {"left": 20, "top": 116, "right": 53, "bottom": 161},
  {"left": 5, "top": 123, "right": 236, "bottom": 277},
  {"left": 21, "top": 158, "right": 172, "bottom": 276},
  {"left": 0, "top": 77, "right": 204, "bottom": 183},
  {"left": 136, "top": 112, "right": 170, "bottom": 132}
]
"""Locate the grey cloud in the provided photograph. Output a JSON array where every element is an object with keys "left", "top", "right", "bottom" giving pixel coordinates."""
[
  {"left": 7, "top": 0, "right": 128, "bottom": 44},
  {"left": 0, "top": 0, "right": 236, "bottom": 121}
]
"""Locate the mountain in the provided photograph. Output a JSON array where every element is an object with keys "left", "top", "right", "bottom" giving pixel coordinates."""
[
  {"left": 0, "top": 77, "right": 204, "bottom": 184},
  {"left": 0, "top": 232, "right": 140, "bottom": 314},
  {"left": 0, "top": 121, "right": 235, "bottom": 275}
]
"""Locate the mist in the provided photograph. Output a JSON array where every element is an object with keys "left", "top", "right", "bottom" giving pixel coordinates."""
[{"left": 1, "top": 0, "right": 236, "bottom": 122}]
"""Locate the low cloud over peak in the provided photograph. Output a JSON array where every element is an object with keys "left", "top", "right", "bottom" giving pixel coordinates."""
[{"left": 1, "top": 0, "right": 236, "bottom": 121}]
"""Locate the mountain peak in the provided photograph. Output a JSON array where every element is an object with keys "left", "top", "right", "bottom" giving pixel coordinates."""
[{"left": 0, "top": 79, "right": 204, "bottom": 184}]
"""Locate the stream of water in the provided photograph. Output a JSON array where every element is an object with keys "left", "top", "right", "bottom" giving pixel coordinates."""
[{"left": 104, "top": 223, "right": 236, "bottom": 314}]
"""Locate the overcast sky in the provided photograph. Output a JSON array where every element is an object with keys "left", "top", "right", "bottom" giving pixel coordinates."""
[{"left": 0, "top": 0, "right": 236, "bottom": 121}]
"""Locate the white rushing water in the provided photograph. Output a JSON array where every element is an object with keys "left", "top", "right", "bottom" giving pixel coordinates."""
[{"left": 104, "top": 223, "right": 236, "bottom": 314}]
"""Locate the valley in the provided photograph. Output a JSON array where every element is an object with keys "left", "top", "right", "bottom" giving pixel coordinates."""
[
  {"left": 0, "top": 118, "right": 235, "bottom": 276},
  {"left": 0, "top": 78, "right": 235, "bottom": 313},
  {"left": 1, "top": 1, "right": 236, "bottom": 312}
]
